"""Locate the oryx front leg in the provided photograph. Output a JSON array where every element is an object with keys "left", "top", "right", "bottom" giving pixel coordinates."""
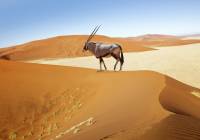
[
  {"left": 99, "top": 58, "right": 102, "bottom": 71},
  {"left": 100, "top": 57, "right": 107, "bottom": 70}
]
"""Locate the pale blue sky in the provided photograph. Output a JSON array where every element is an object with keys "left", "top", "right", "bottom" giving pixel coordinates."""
[{"left": 1, "top": 0, "right": 200, "bottom": 48}]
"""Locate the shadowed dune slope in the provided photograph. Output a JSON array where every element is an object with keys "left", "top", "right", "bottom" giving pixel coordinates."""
[
  {"left": 0, "top": 35, "right": 200, "bottom": 60},
  {"left": 0, "top": 60, "right": 200, "bottom": 140},
  {"left": 160, "top": 78, "right": 200, "bottom": 119}
]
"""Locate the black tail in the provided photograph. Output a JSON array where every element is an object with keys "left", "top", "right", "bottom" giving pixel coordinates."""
[{"left": 118, "top": 44, "right": 124, "bottom": 64}]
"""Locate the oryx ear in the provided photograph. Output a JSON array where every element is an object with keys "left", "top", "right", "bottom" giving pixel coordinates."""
[
  {"left": 83, "top": 42, "right": 86, "bottom": 49},
  {"left": 83, "top": 42, "right": 88, "bottom": 51}
]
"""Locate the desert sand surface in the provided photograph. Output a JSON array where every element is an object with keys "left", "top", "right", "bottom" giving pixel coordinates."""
[
  {"left": 0, "top": 60, "right": 200, "bottom": 140},
  {"left": 29, "top": 43, "right": 200, "bottom": 89},
  {"left": 1, "top": 35, "right": 200, "bottom": 60}
]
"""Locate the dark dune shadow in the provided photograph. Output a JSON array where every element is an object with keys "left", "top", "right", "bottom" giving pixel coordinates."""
[{"left": 140, "top": 114, "right": 200, "bottom": 140}]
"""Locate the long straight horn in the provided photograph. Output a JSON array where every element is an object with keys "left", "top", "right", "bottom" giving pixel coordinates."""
[
  {"left": 85, "top": 26, "right": 98, "bottom": 43},
  {"left": 89, "top": 25, "right": 101, "bottom": 40},
  {"left": 86, "top": 25, "right": 101, "bottom": 43}
]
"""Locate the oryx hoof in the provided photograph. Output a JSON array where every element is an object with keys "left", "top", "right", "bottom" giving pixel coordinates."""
[{"left": 97, "top": 69, "right": 103, "bottom": 72}]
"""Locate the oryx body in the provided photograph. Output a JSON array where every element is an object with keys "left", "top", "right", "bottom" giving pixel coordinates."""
[{"left": 83, "top": 26, "right": 124, "bottom": 71}]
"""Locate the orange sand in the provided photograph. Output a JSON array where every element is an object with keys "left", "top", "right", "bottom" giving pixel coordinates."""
[{"left": 0, "top": 60, "right": 200, "bottom": 140}]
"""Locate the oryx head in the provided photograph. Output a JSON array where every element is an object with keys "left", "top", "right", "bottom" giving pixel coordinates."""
[{"left": 83, "top": 25, "right": 101, "bottom": 51}]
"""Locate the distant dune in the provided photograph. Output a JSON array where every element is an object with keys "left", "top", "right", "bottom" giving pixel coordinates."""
[
  {"left": 182, "top": 34, "right": 200, "bottom": 40},
  {"left": 126, "top": 34, "right": 179, "bottom": 41},
  {"left": 0, "top": 60, "right": 200, "bottom": 140},
  {"left": 0, "top": 35, "right": 152, "bottom": 61},
  {"left": 1, "top": 34, "right": 200, "bottom": 60}
]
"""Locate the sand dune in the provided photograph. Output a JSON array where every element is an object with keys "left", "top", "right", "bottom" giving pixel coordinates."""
[
  {"left": 1, "top": 35, "right": 200, "bottom": 140},
  {"left": 29, "top": 43, "right": 200, "bottom": 89},
  {"left": 1, "top": 35, "right": 200, "bottom": 60},
  {"left": 0, "top": 60, "right": 200, "bottom": 140},
  {"left": 0, "top": 35, "right": 153, "bottom": 60},
  {"left": 183, "top": 36, "right": 200, "bottom": 40},
  {"left": 128, "top": 34, "right": 179, "bottom": 40},
  {"left": 160, "top": 78, "right": 200, "bottom": 119},
  {"left": 182, "top": 34, "right": 200, "bottom": 40}
]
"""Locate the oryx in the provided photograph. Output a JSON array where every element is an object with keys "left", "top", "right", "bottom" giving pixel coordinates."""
[{"left": 83, "top": 26, "right": 124, "bottom": 71}]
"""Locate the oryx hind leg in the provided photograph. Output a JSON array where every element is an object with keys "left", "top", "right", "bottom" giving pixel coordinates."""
[
  {"left": 120, "top": 62, "right": 123, "bottom": 71},
  {"left": 114, "top": 60, "right": 119, "bottom": 71},
  {"left": 111, "top": 53, "right": 120, "bottom": 71}
]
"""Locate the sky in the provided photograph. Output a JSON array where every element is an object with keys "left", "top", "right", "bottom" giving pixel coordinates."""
[{"left": 0, "top": 0, "right": 200, "bottom": 48}]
